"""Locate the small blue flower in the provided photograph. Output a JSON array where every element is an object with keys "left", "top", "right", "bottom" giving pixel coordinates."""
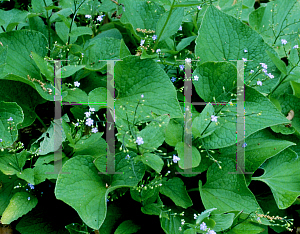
[
  {"left": 86, "top": 118, "right": 94, "bottom": 126},
  {"left": 7, "top": 117, "right": 13, "bottom": 121},
  {"left": 85, "top": 15, "right": 92, "bottom": 19},
  {"left": 178, "top": 25, "right": 182, "bottom": 31},
  {"left": 152, "top": 35, "right": 157, "bottom": 40},
  {"left": 28, "top": 197, "right": 31, "bottom": 201},
  {"left": 28, "top": 183, "right": 34, "bottom": 190},
  {"left": 200, "top": 222, "right": 207, "bottom": 231},
  {"left": 242, "top": 143, "right": 247, "bottom": 147},
  {"left": 281, "top": 39, "right": 287, "bottom": 45},
  {"left": 97, "top": 15, "right": 105, "bottom": 22},
  {"left": 125, "top": 155, "right": 130, "bottom": 160},
  {"left": 171, "top": 77, "right": 176, "bottom": 82},
  {"left": 0, "top": 139, "right": 2, "bottom": 142},
  {"left": 91, "top": 127, "right": 98, "bottom": 133},
  {"left": 179, "top": 65, "right": 184, "bottom": 70}
]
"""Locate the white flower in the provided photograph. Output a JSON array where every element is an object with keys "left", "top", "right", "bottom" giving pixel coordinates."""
[
  {"left": 85, "top": 118, "right": 94, "bottom": 126},
  {"left": 194, "top": 75, "right": 199, "bottom": 81},
  {"left": 200, "top": 222, "right": 207, "bottom": 230},
  {"left": 260, "top": 63, "right": 268, "bottom": 69},
  {"left": 244, "top": 49, "right": 248, "bottom": 53},
  {"left": 197, "top": 6, "right": 202, "bottom": 10},
  {"left": 173, "top": 155, "right": 180, "bottom": 163},
  {"left": 28, "top": 183, "right": 34, "bottom": 190},
  {"left": 91, "top": 127, "right": 98, "bottom": 133},
  {"left": 85, "top": 15, "right": 92, "bottom": 19},
  {"left": 179, "top": 64, "right": 184, "bottom": 70},
  {"left": 242, "top": 58, "right": 247, "bottom": 62},
  {"left": 96, "top": 15, "right": 105, "bottom": 22},
  {"left": 75, "top": 122, "right": 79, "bottom": 127},
  {"left": 267, "top": 73, "right": 274, "bottom": 79},
  {"left": 125, "top": 154, "right": 130, "bottom": 160},
  {"left": 293, "top": 45, "right": 299, "bottom": 49},
  {"left": 194, "top": 214, "right": 198, "bottom": 219},
  {"left": 179, "top": 25, "right": 182, "bottom": 31},
  {"left": 152, "top": 35, "right": 157, "bottom": 40},
  {"left": 84, "top": 112, "right": 91, "bottom": 117},
  {"left": 28, "top": 197, "right": 31, "bottom": 201},
  {"left": 141, "top": 94, "right": 144, "bottom": 98},
  {"left": 0, "top": 139, "right": 2, "bottom": 142},
  {"left": 156, "top": 49, "right": 161, "bottom": 53},
  {"left": 281, "top": 39, "right": 287, "bottom": 45},
  {"left": 140, "top": 39, "right": 145, "bottom": 46},
  {"left": 74, "top": 81, "right": 80, "bottom": 87},
  {"left": 257, "top": 80, "right": 262, "bottom": 86},
  {"left": 89, "top": 107, "right": 95, "bottom": 112},
  {"left": 185, "top": 58, "right": 191, "bottom": 63},
  {"left": 262, "top": 68, "right": 268, "bottom": 74},
  {"left": 211, "top": 115, "right": 218, "bottom": 122},
  {"left": 136, "top": 137, "right": 144, "bottom": 145},
  {"left": 7, "top": 117, "right": 13, "bottom": 121},
  {"left": 250, "top": 70, "right": 254, "bottom": 74},
  {"left": 208, "top": 230, "right": 216, "bottom": 234}
]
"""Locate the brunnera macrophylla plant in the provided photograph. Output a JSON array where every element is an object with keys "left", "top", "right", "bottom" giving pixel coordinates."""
[{"left": 0, "top": 0, "right": 300, "bottom": 233}]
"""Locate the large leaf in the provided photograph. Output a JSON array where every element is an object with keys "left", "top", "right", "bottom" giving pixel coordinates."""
[
  {"left": 114, "top": 56, "right": 182, "bottom": 126},
  {"left": 160, "top": 177, "right": 192, "bottom": 209},
  {"left": 195, "top": 5, "right": 281, "bottom": 94},
  {"left": 252, "top": 148, "right": 300, "bottom": 209},
  {"left": 0, "top": 30, "right": 55, "bottom": 101},
  {"left": 218, "top": 129, "right": 296, "bottom": 174},
  {"left": 249, "top": 0, "right": 300, "bottom": 54},
  {"left": 0, "top": 101, "right": 24, "bottom": 147},
  {"left": 0, "top": 150, "right": 30, "bottom": 175},
  {"left": 199, "top": 158, "right": 263, "bottom": 215},
  {"left": 120, "top": 0, "right": 165, "bottom": 39},
  {"left": 0, "top": 80, "right": 46, "bottom": 129},
  {"left": 200, "top": 85, "right": 290, "bottom": 149},
  {"left": 1, "top": 192, "right": 38, "bottom": 224},
  {"left": 156, "top": 7, "right": 184, "bottom": 42},
  {"left": 55, "top": 153, "right": 145, "bottom": 230}
]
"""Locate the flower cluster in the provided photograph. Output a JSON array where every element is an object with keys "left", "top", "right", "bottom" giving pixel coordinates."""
[{"left": 259, "top": 63, "right": 274, "bottom": 79}]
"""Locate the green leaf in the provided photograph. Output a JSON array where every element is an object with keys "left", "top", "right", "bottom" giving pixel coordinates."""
[
  {"left": 0, "top": 80, "right": 45, "bottom": 129},
  {"left": 199, "top": 157, "right": 263, "bottom": 214},
  {"left": 0, "top": 172, "right": 21, "bottom": 215},
  {"left": 69, "top": 26, "right": 93, "bottom": 38},
  {"left": 65, "top": 223, "right": 90, "bottom": 234},
  {"left": 201, "top": 86, "right": 290, "bottom": 149},
  {"left": 83, "top": 37, "right": 126, "bottom": 71},
  {"left": 195, "top": 208, "right": 217, "bottom": 224},
  {"left": 120, "top": 0, "right": 165, "bottom": 39},
  {"left": 98, "top": 203, "right": 122, "bottom": 234},
  {"left": 277, "top": 94, "right": 300, "bottom": 135},
  {"left": 224, "top": 220, "right": 265, "bottom": 234},
  {"left": 55, "top": 153, "right": 145, "bottom": 230},
  {"left": 192, "top": 104, "right": 219, "bottom": 139},
  {"left": 0, "top": 150, "right": 30, "bottom": 175},
  {"left": 210, "top": 212, "right": 235, "bottom": 232},
  {"left": 141, "top": 203, "right": 168, "bottom": 218},
  {"left": 156, "top": 7, "right": 184, "bottom": 42},
  {"left": 59, "top": 65, "right": 86, "bottom": 79},
  {"left": 141, "top": 153, "right": 164, "bottom": 173},
  {"left": 160, "top": 210, "right": 183, "bottom": 234},
  {"left": 0, "top": 30, "right": 55, "bottom": 101},
  {"left": 72, "top": 132, "right": 107, "bottom": 158},
  {"left": 291, "top": 80, "right": 300, "bottom": 98},
  {"left": 31, "top": 51, "right": 54, "bottom": 82},
  {"left": 252, "top": 148, "right": 300, "bottom": 209},
  {"left": 175, "top": 142, "right": 201, "bottom": 169},
  {"left": 114, "top": 56, "right": 182, "bottom": 126},
  {"left": 57, "top": 14, "right": 71, "bottom": 28},
  {"left": 31, "top": 0, "right": 53, "bottom": 17},
  {"left": 62, "top": 88, "right": 88, "bottom": 103},
  {"left": 34, "top": 152, "right": 67, "bottom": 167},
  {"left": 195, "top": 5, "right": 281, "bottom": 94},
  {"left": 160, "top": 177, "right": 192, "bottom": 208},
  {"left": 1, "top": 192, "right": 38, "bottom": 224},
  {"left": 88, "top": 87, "right": 108, "bottom": 111},
  {"left": 176, "top": 36, "right": 197, "bottom": 51},
  {"left": 114, "top": 220, "right": 141, "bottom": 234},
  {"left": 0, "top": 101, "right": 24, "bottom": 147},
  {"left": 249, "top": 0, "right": 300, "bottom": 55},
  {"left": 265, "top": 50, "right": 287, "bottom": 75},
  {"left": 32, "top": 120, "right": 66, "bottom": 156},
  {"left": 55, "top": 20, "right": 77, "bottom": 44},
  {"left": 165, "top": 119, "right": 183, "bottom": 147},
  {"left": 219, "top": 129, "right": 295, "bottom": 174}
]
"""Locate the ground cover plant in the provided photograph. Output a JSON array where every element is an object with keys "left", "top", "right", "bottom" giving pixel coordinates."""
[{"left": 0, "top": 0, "right": 300, "bottom": 233}]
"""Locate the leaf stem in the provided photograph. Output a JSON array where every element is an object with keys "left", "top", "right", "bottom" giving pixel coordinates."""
[
  {"left": 153, "top": 0, "right": 176, "bottom": 51},
  {"left": 65, "top": 0, "right": 87, "bottom": 65},
  {"left": 42, "top": 0, "right": 51, "bottom": 57}
]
